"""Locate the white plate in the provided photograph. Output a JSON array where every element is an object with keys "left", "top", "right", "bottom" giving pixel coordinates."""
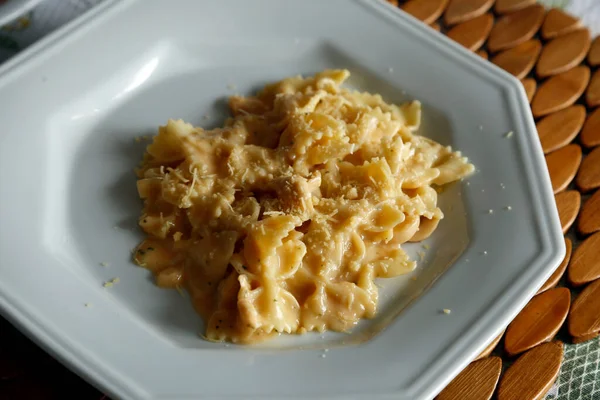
[
  {"left": 0, "top": 0, "right": 43, "bottom": 28},
  {"left": 0, "top": 1, "right": 565, "bottom": 399}
]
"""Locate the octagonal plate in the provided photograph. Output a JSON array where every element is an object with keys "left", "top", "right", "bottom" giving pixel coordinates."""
[{"left": 0, "top": 0, "right": 564, "bottom": 399}]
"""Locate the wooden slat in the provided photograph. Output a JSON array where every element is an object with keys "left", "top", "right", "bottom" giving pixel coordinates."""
[
  {"left": 568, "top": 279, "right": 600, "bottom": 338},
  {"left": 555, "top": 190, "right": 580, "bottom": 233},
  {"left": 521, "top": 78, "right": 537, "bottom": 103},
  {"left": 588, "top": 36, "right": 600, "bottom": 66},
  {"left": 586, "top": 69, "right": 600, "bottom": 108},
  {"left": 436, "top": 357, "right": 502, "bottom": 400},
  {"left": 581, "top": 108, "right": 600, "bottom": 149},
  {"left": 444, "top": 0, "right": 495, "bottom": 25},
  {"left": 531, "top": 66, "right": 590, "bottom": 118},
  {"left": 576, "top": 146, "right": 600, "bottom": 193},
  {"left": 568, "top": 232, "right": 600, "bottom": 286},
  {"left": 578, "top": 190, "right": 600, "bottom": 235},
  {"left": 447, "top": 13, "right": 494, "bottom": 51},
  {"left": 536, "top": 29, "right": 591, "bottom": 78},
  {"left": 402, "top": 0, "right": 450, "bottom": 24},
  {"left": 541, "top": 8, "right": 582, "bottom": 40},
  {"left": 536, "top": 105, "right": 586, "bottom": 154},
  {"left": 497, "top": 342, "right": 563, "bottom": 400},
  {"left": 504, "top": 288, "right": 570, "bottom": 356},
  {"left": 488, "top": 5, "right": 545, "bottom": 53},
  {"left": 545, "top": 144, "right": 582, "bottom": 194},
  {"left": 495, "top": 0, "right": 536, "bottom": 15},
  {"left": 492, "top": 39, "right": 541, "bottom": 79}
]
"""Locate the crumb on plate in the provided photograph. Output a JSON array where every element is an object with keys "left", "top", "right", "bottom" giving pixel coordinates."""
[{"left": 103, "top": 277, "right": 120, "bottom": 288}]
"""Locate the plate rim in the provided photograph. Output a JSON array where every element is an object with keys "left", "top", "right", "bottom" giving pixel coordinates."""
[
  {"left": 0, "top": 2, "right": 140, "bottom": 399},
  {"left": 0, "top": 1, "right": 566, "bottom": 399}
]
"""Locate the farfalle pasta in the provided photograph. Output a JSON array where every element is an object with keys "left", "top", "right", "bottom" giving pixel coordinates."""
[{"left": 133, "top": 69, "right": 474, "bottom": 343}]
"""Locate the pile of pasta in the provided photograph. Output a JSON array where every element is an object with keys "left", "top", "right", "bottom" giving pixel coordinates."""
[{"left": 133, "top": 69, "right": 474, "bottom": 343}]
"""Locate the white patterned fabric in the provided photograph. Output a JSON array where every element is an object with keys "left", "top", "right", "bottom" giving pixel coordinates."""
[
  {"left": 0, "top": 1, "right": 598, "bottom": 399},
  {"left": 553, "top": 337, "right": 600, "bottom": 400}
]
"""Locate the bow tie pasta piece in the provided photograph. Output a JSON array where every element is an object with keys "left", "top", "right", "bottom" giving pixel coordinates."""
[
  {"left": 238, "top": 274, "right": 301, "bottom": 335},
  {"left": 300, "top": 268, "right": 378, "bottom": 333}
]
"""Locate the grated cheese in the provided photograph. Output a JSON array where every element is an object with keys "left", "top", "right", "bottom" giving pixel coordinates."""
[
  {"left": 182, "top": 168, "right": 198, "bottom": 204},
  {"left": 263, "top": 211, "right": 284, "bottom": 216},
  {"left": 131, "top": 69, "right": 475, "bottom": 344}
]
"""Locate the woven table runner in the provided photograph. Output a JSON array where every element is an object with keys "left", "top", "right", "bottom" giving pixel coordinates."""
[{"left": 1, "top": 1, "right": 599, "bottom": 399}]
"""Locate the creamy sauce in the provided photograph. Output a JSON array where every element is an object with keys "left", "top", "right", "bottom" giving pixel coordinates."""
[{"left": 133, "top": 69, "right": 474, "bottom": 343}]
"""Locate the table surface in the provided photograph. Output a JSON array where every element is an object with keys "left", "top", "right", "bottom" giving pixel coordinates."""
[{"left": 0, "top": 1, "right": 599, "bottom": 400}]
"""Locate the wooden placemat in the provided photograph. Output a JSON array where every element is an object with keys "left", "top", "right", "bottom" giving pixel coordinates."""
[
  {"left": 1, "top": 1, "right": 599, "bottom": 399},
  {"left": 384, "top": 0, "right": 600, "bottom": 399}
]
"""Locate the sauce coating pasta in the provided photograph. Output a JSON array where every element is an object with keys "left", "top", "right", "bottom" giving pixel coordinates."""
[{"left": 133, "top": 70, "right": 474, "bottom": 343}]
